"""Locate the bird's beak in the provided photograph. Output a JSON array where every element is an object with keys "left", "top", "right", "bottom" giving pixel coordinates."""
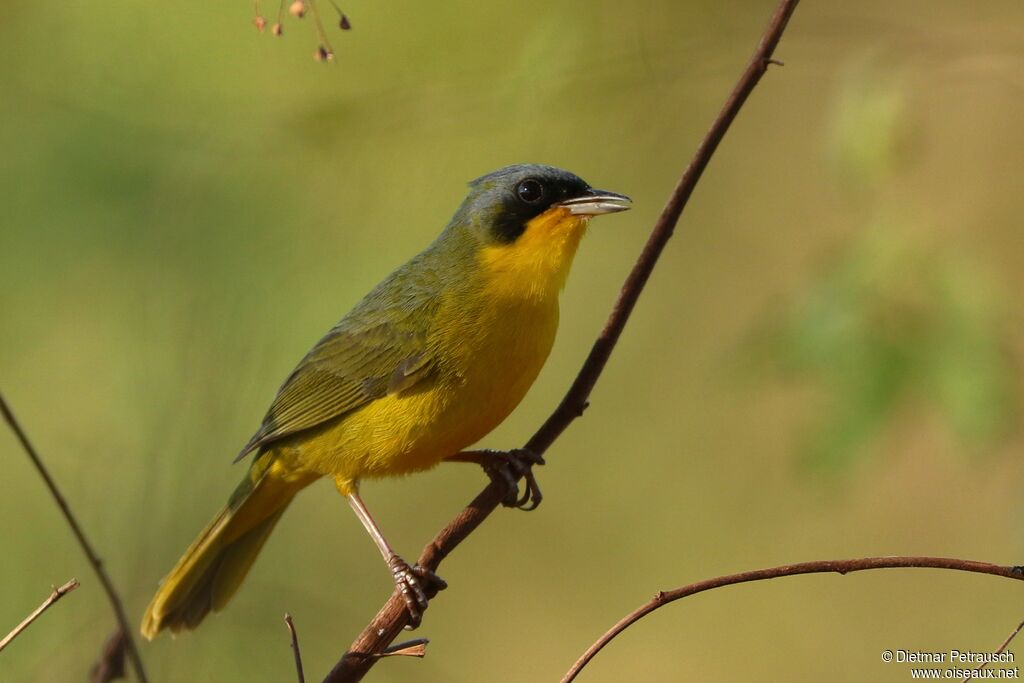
[{"left": 556, "top": 188, "right": 632, "bottom": 216}]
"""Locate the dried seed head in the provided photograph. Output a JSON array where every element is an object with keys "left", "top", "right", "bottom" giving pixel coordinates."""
[
  {"left": 289, "top": 0, "right": 306, "bottom": 18},
  {"left": 253, "top": 15, "right": 267, "bottom": 32},
  {"left": 272, "top": 22, "right": 283, "bottom": 36},
  {"left": 315, "top": 45, "right": 334, "bottom": 62},
  {"left": 339, "top": 14, "right": 351, "bottom": 30}
]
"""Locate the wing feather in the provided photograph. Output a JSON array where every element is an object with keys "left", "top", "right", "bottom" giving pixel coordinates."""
[{"left": 233, "top": 287, "right": 439, "bottom": 462}]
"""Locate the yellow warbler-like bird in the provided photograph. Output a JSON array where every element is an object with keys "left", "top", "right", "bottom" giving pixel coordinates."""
[{"left": 141, "top": 164, "right": 630, "bottom": 639}]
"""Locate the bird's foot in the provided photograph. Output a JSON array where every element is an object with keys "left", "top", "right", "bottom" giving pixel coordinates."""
[
  {"left": 388, "top": 555, "right": 447, "bottom": 629},
  {"left": 478, "top": 448, "right": 545, "bottom": 511}
]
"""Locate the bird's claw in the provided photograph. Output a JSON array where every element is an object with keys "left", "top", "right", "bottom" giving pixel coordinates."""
[
  {"left": 480, "top": 448, "right": 545, "bottom": 511},
  {"left": 388, "top": 555, "right": 447, "bottom": 629}
]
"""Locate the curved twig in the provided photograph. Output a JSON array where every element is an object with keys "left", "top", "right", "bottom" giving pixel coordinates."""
[
  {"left": 0, "top": 578, "right": 80, "bottom": 653},
  {"left": 322, "top": 1, "right": 802, "bottom": 681},
  {"left": 0, "top": 394, "right": 149, "bottom": 682},
  {"left": 562, "top": 557, "right": 1024, "bottom": 682}
]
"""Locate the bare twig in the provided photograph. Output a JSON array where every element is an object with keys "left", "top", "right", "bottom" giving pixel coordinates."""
[
  {"left": 562, "top": 557, "right": 1024, "bottom": 682},
  {"left": 0, "top": 578, "right": 80, "bottom": 653},
  {"left": 964, "top": 618, "right": 1024, "bottom": 682},
  {"left": 285, "top": 613, "right": 306, "bottom": 683},
  {"left": 322, "top": 1, "right": 802, "bottom": 681},
  {"left": 0, "top": 394, "right": 149, "bottom": 683}
]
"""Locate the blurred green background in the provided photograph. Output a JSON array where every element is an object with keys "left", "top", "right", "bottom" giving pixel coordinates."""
[{"left": 3, "top": 0, "right": 1024, "bottom": 681}]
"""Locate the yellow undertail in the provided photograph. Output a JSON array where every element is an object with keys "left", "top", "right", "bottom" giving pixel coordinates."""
[{"left": 141, "top": 454, "right": 317, "bottom": 640}]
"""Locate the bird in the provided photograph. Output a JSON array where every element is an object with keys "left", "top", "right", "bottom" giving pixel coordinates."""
[{"left": 140, "top": 163, "right": 631, "bottom": 639}]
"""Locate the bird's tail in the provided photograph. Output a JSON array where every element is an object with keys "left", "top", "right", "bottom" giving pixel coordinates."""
[{"left": 141, "top": 453, "right": 317, "bottom": 640}]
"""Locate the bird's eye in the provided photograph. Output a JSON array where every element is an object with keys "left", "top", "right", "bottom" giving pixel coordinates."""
[{"left": 516, "top": 179, "right": 544, "bottom": 204}]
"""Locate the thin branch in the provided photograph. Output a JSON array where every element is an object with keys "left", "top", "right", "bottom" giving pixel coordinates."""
[
  {"left": 561, "top": 557, "right": 1024, "bottom": 683},
  {"left": 0, "top": 579, "right": 80, "bottom": 653},
  {"left": 322, "top": 1, "right": 801, "bottom": 680},
  {"left": 285, "top": 613, "right": 306, "bottom": 683},
  {"left": 964, "top": 618, "right": 1024, "bottom": 682},
  {"left": 0, "top": 393, "right": 149, "bottom": 683}
]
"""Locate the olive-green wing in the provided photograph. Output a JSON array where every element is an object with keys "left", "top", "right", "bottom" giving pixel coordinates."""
[{"left": 233, "top": 314, "right": 435, "bottom": 462}]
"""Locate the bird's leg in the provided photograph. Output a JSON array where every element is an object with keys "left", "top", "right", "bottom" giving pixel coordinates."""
[
  {"left": 444, "top": 448, "right": 545, "bottom": 511},
  {"left": 345, "top": 490, "right": 447, "bottom": 628}
]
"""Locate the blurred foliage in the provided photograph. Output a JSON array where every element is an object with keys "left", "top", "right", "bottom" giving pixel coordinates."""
[
  {"left": 761, "top": 54, "right": 1016, "bottom": 471},
  {"left": 768, "top": 225, "right": 1014, "bottom": 470},
  {"left": 825, "top": 53, "right": 912, "bottom": 190},
  {"left": 3, "top": 1, "right": 1024, "bottom": 682}
]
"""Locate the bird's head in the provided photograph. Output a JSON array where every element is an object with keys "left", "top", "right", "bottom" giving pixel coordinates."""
[{"left": 449, "top": 164, "right": 631, "bottom": 298}]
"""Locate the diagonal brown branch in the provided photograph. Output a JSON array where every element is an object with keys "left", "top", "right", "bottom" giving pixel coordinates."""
[
  {"left": 322, "top": 1, "right": 802, "bottom": 681},
  {"left": 0, "top": 394, "right": 149, "bottom": 683},
  {"left": 561, "top": 557, "right": 1024, "bottom": 682},
  {"left": 0, "top": 578, "right": 80, "bottom": 653},
  {"left": 964, "top": 618, "right": 1024, "bottom": 683}
]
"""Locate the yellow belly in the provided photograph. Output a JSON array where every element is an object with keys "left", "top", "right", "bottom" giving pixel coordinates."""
[{"left": 275, "top": 293, "right": 559, "bottom": 493}]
